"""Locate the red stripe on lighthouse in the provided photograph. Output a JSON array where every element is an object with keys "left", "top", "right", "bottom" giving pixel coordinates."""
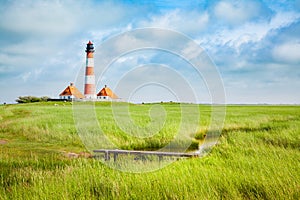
[
  {"left": 85, "top": 67, "right": 94, "bottom": 76},
  {"left": 84, "top": 84, "right": 95, "bottom": 94},
  {"left": 87, "top": 52, "right": 93, "bottom": 58}
]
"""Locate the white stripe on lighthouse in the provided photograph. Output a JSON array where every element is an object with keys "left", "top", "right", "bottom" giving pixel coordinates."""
[
  {"left": 86, "top": 58, "right": 94, "bottom": 67},
  {"left": 85, "top": 75, "right": 95, "bottom": 84}
]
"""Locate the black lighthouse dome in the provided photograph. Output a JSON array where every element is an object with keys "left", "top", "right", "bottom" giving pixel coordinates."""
[{"left": 86, "top": 41, "right": 95, "bottom": 53}]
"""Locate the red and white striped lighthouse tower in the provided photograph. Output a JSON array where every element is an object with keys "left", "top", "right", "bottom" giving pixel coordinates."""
[{"left": 84, "top": 41, "right": 96, "bottom": 99}]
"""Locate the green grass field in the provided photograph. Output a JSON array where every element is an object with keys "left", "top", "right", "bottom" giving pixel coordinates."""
[{"left": 0, "top": 102, "right": 299, "bottom": 199}]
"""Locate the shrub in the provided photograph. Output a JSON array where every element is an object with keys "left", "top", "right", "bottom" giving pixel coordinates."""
[{"left": 16, "top": 96, "right": 49, "bottom": 103}]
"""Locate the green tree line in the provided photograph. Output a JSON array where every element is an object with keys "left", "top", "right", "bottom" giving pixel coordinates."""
[{"left": 16, "top": 96, "right": 49, "bottom": 103}]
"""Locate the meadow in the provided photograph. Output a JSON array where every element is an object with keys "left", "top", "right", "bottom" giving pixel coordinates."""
[{"left": 0, "top": 102, "right": 299, "bottom": 199}]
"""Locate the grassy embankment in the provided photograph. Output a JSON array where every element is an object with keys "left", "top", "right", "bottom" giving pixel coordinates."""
[{"left": 0, "top": 102, "right": 299, "bottom": 199}]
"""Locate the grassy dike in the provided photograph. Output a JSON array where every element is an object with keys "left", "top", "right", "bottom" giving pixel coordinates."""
[{"left": 0, "top": 102, "right": 299, "bottom": 199}]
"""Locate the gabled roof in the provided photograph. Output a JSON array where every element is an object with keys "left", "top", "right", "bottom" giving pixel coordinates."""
[
  {"left": 59, "top": 83, "right": 84, "bottom": 98},
  {"left": 97, "top": 85, "right": 118, "bottom": 99}
]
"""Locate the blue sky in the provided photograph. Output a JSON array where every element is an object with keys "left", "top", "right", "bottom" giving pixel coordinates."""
[{"left": 0, "top": 0, "right": 300, "bottom": 104}]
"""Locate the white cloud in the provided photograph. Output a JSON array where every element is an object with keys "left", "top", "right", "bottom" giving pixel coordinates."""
[
  {"left": 2, "top": 40, "right": 57, "bottom": 55},
  {"left": 0, "top": 53, "right": 36, "bottom": 68},
  {"left": 200, "top": 10, "right": 300, "bottom": 53},
  {"left": 139, "top": 10, "right": 209, "bottom": 35},
  {"left": 89, "top": 24, "right": 133, "bottom": 44},
  {"left": 213, "top": 0, "right": 264, "bottom": 26},
  {"left": 0, "top": 1, "right": 79, "bottom": 37},
  {"left": 269, "top": 11, "right": 300, "bottom": 29},
  {"left": 0, "top": 0, "right": 141, "bottom": 39},
  {"left": 181, "top": 41, "right": 204, "bottom": 60},
  {"left": 114, "top": 34, "right": 150, "bottom": 54},
  {"left": 1, "top": 0, "right": 300, "bottom": 104},
  {"left": 272, "top": 42, "right": 300, "bottom": 63}
]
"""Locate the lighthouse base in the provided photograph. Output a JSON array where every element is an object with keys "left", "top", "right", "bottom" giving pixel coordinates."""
[{"left": 84, "top": 95, "right": 97, "bottom": 100}]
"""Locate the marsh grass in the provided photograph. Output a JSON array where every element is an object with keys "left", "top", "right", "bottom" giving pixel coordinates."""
[{"left": 0, "top": 103, "right": 299, "bottom": 199}]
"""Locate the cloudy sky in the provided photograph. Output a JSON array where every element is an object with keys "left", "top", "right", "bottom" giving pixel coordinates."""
[{"left": 0, "top": 0, "right": 300, "bottom": 104}]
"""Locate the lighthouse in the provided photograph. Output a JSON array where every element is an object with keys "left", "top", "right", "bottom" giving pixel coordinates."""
[{"left": 84, "top": 41, "right": 96, "bottom": 99}]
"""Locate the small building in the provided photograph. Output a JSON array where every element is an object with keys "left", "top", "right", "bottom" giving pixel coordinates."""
[
  {"left": 97, "top": 85, "right": 118, "bottom": 100},
  {"left": 59, "top": 83, "right": 84, "bottom": 100}
]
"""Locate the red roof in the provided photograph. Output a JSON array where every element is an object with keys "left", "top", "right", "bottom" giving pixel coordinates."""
[
  {"left": 59, "top": 83, "right": 84, "bottom": 98},
  {"left": 87, "top": 40, "right": 93, "bottom": 45},
  {"left": 97, "top": 85, "right": 118, "bottom": 99}
]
